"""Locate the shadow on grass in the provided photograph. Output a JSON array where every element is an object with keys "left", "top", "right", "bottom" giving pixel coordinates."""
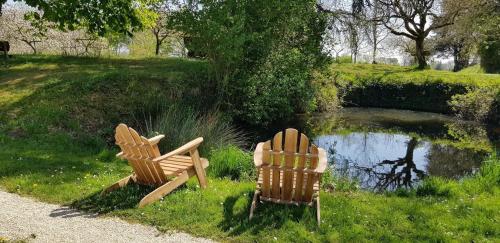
[
  {"left": 72, "top": 183, "right": 158, "bottom": 214},
  {"left": 218, "top": 193, "right": 314, "bottom": 236}
]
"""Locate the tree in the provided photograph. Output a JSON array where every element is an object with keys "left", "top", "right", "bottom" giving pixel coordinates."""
[
  {"left": 345, "top": 16, "right": 365, "bottom": 63},
  {"left": 433, "top": 25, "right": 473, "bottom": 72},
  {"left": 473, "top": 0, "right": 500, "bottom": 73},
  {"left": 376, "top": 0, "right": 459, "bottom": 69},
  {"left": 150, "top": 2, "right": 176, "bottom": 56},
  {"left": 364, "top": 0, "right": 390, "bottom": 64},
  {"left": 0, "top": 8, "right": 48, "bottom": 54},
  {"left": 172, "top": 0, "right": 327, "bottom": 125},
  {"left": 431, "top": 0, "right": 487, "bottom": 72},
  {"left": 2, "top": 0, "right": 155, "bottom": 36},
  {"left": 317, "top": 0, "right": 367, "bottom": 63}
]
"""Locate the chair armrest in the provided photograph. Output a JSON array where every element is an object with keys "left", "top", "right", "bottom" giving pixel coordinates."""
[
  {"left": 253, "top": 142, "right": 265, "bottom": 167},
  {"left": 152, "top": 137, "right": 204, "bottom": 162},
  {"left": 314, "top": 148, "right": 328, "bottom": 173},
  {"left": 116, "top": 152, "right": 124, "bottom": 158},
  {"left": 148, "top": 134, "right": 165, "bottom": 145}
]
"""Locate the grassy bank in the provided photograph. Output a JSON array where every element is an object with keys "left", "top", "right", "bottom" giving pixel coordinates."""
[
  {"left": 1, "top": 130, "right": 498, "bottom": 242},
  {"left": 1, "top": 56, "right": 499, "bottom": 242},
  {"left": 0, "top": 55, "right": 213, "bottom": 140},
  {"left": 324, "top": 63, "right": 500, "bottom": 124}
]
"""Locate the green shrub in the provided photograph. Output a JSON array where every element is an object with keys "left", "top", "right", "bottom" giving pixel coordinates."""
[
  {"left": 311, "top": 69, "right": 342, "bottom": 112},
  {"left": 143, "top": 104, "right": 246, "bottom": 155},
  {"left": 449, "top": 87, "right": 498, "bottom": 122},
  {"left": 463, "top": 154, "right": 500, "bottom": 194},
  {"left": 479, "top": 36, "right": 500, "bottom": 74},
  {"left": 320, "top": 167, "right": 336, "bottom": 192},
  {"left": 97, "top": 149, "right": 116, "bottom": 163},
  {"left": 233, "top": 48, "right": 318, "bottom": 125},
  {"left": 172, "top": 0, "right": 327, "bottom": 125},
  {"left": 207, "top": 145, "right": 254, "bottom": 181},
  {"left": 321, "top": 167, "right": 360, "bottom": 192},
  {"left": 416, "top": 177, "right": 454, "bottom": 198}
]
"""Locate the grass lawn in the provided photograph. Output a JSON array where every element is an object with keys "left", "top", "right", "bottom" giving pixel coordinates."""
[
  {"left": 1, "top": 56, "right": 499, "bottom": 242},
  {"left": 329, "top": 63, "right": 500, "bottom": 87}
]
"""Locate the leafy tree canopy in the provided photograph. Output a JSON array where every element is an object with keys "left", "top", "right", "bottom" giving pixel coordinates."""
[
  {"left": 2, "top": 0, "right": 158, "bottom": 35},
  {"left": 171, "top": 0, "right": 327, "bottom": 125}
]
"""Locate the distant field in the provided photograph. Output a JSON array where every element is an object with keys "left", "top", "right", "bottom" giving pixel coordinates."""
[
  {"left": 330, "top": 63, "right": 500, "bottom": 87},
  {"left": 459, "top": 65, "right": 487, "bottom": 74}
]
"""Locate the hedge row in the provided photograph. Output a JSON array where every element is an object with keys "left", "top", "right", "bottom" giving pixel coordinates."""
[{"left": 324, "top": 64, "right": 500, "bottom": 125}]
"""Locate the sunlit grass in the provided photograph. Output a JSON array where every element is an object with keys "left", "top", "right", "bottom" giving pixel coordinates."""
[
  {"left": 330, "top": 63, "right": 500, "bottom": 87},
  {"left": 0, "top": 55, "right": 498, "bottom": 242}
]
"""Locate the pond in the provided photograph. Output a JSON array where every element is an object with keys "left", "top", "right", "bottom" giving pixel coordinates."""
[{"left": 254, "top": 108, "right": 499, "bottom": 192}]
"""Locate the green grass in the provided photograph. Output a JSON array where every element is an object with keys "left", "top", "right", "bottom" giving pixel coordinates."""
[
  {"left": 1, "top": 55, "right": 499, "bottom": 242},
  {"left": 331, "top": 63, "right": 500, "bottom": 87},
  {"left": 0, "top": 55, "right": 213, "bottom": 139},
  {"left": 459, "top": 65, "right": 487, "bottom": 74},
  {"left": 1, "top": 130, "right": 498, "bottom": 242}
]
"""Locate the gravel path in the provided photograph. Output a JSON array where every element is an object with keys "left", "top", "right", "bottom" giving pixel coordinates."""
[{"left": 0, "top": 191, "right": 214, "bottom": 243}]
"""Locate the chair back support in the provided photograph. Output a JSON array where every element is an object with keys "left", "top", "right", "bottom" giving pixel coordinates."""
[
  {"left": 114, "top": 124, "right": 167, "bottom": 185},
  {"left": 260, "top": 128, "right": 320, "bottom": 203}
]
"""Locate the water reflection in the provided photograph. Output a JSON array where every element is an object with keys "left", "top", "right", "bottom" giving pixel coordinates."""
[{"left": 304, "top": 108, "right": 497, "bottom": 191}]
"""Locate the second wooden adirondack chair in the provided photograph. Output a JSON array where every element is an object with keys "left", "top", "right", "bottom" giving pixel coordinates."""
[
  {"left": 249, "top": 128, "right": 327, "bottom": 225},
  {"left": 101, "top": 123, "right": 209, "bottom": 207}
]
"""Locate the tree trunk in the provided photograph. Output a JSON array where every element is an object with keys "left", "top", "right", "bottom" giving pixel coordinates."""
[
  {"left": 415, "top": 38, "right": 426, "bottom": 69},
  {"left": 153, "top": 30, "right": 161, "bottom": 56},
  {"left": 453, "top": 44, "right": 469, "bottom": 72},
  {"left": 29, "top": 43, "right": 37, "bottom": 54},
  {"left": 371, "top": 21, "right": 378, "bottom": 64},
  {"left": 155, "top": 41, "right": 161, "bottom": 55}
]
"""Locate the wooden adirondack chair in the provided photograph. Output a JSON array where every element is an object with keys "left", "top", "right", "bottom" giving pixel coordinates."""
[
  {"left": 101, "top": 123, "right": 209, "bottom": 207},
  {"left": 249, "top": 128, "right": 327, "bottom": 225}
]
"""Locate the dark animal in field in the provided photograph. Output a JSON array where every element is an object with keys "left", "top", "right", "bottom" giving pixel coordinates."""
[{"left": 0, "top": 41, "right": 10, "bottom": 59}]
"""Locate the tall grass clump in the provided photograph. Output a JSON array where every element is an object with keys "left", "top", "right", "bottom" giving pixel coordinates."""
[
  {"left": 462, "top": 153, "right": 500, "bottom": 194},
  {"left": 208, "top": 145, "right": 254, "bottom": 181},
  {"left": 142, "top": 104, "right": 246, "bottom": 155}
]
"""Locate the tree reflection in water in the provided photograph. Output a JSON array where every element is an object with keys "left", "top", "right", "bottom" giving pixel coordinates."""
[
  {"left": 354, "top": 137, "right": 426, "bottom": 191},
  {"left": 306, "top": 108, "right": 495, "bottom": 192}
]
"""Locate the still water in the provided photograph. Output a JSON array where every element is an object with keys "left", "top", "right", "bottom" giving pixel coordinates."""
[{"left": 262, "top": 108, "right": 499, "bottom": 191}]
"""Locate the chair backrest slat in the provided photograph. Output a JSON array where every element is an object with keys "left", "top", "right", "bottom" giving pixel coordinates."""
[
  {"left": 115, "top": 124, "right": 166, "bottom": 185},
  {"left": 115, "top": 128, "right": 147, "bottom": 183},
  {"left": 304, "top": 145, "right": 319, "bottom": 202},
  {"left": 271, "top": 132, "right": 282, "bottom": 198},
  {"left": 261, "top": 140, "right": 272, "bottom": 197},
  {"left": 294, "top": 134, "right": 309, "bottom": 202},
  {"left": 282, "top": 128, "right": 298, "bottom": 201},
  {"left": 129, "top": 128, "right": 160, "bottom": 184},
  {"left": 141, "top": 136, "right": 167, "bottom": 184}
]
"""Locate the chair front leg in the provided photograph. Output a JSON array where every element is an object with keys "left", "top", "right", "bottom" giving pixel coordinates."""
[
  {"left": 316, "top": 195, "right": 321, "bottom": 226},
  {"left": 138, "top": 171, "right": 190, "bottom": 208},
  {"left": 249, "top": 190, "right": 260, "bottom": 220},
  {"left": 190, "top": 149, "right": 208, "bottom": 189},
  {"left": 101, "top": 174, "right": 134, "bottom": 196}
]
